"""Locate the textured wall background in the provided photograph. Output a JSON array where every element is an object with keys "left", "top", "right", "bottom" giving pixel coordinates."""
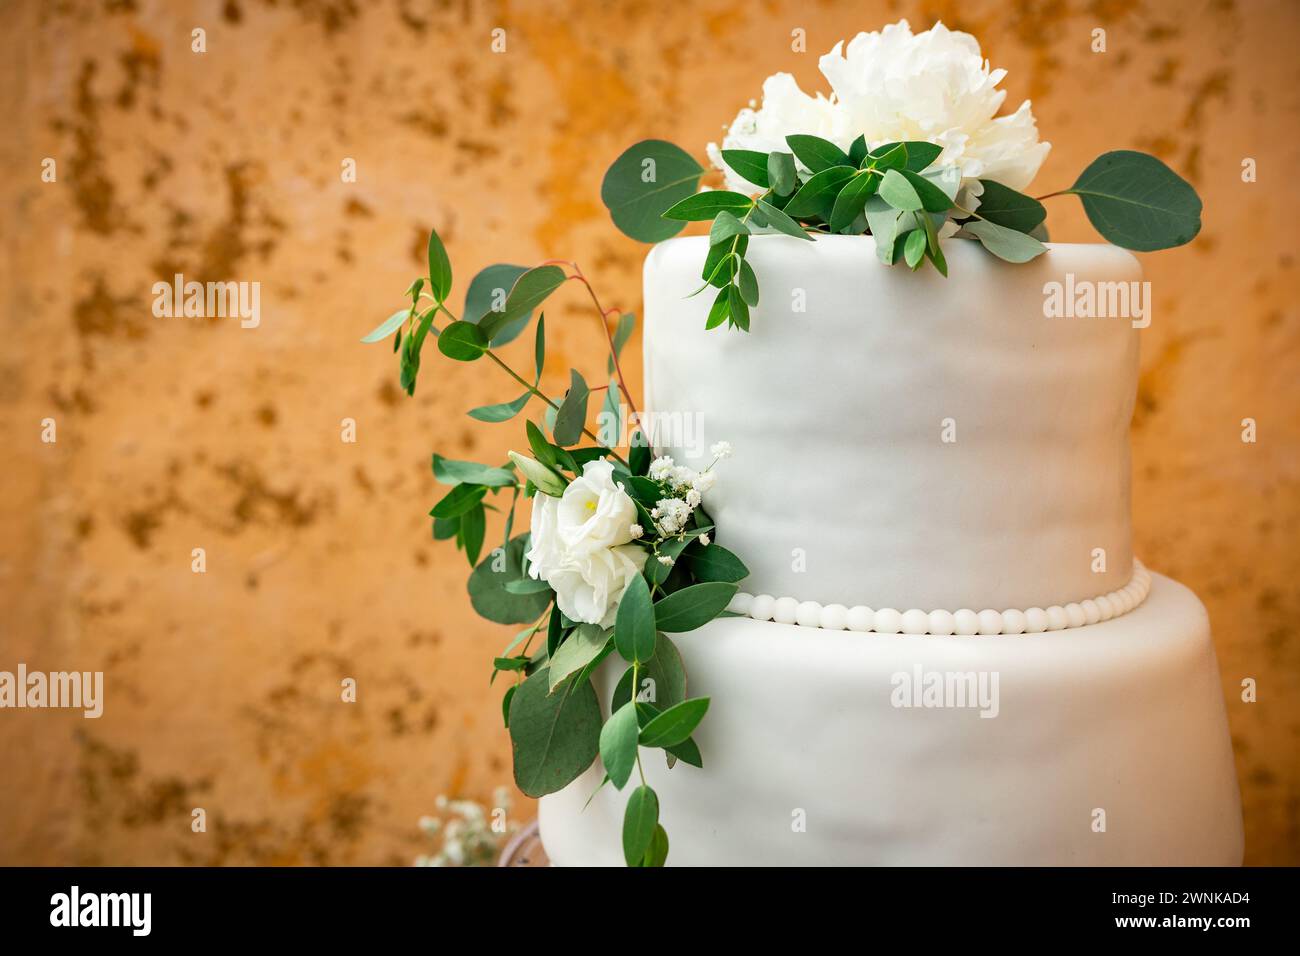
[{"left": 0, "top": 0, "right": 1296, "bottom": 865}]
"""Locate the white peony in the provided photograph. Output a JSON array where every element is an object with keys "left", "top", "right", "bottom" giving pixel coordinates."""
[
  {"left": 708, "top": 20, "right": 1049, "bottom": 201},
  {"left": 525, "top": 460, "right": 646, "bottom": 627}
]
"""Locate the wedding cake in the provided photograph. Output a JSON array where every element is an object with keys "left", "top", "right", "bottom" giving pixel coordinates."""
[
  {"left": 537, "top": 235, "right": 1244, "bottom": 865},
  {"left": 535, "top": 22, "right": 1242, "bottom": 865},
  {"left": 374, "top": 19, "right": 1243, "bottom": 868}
]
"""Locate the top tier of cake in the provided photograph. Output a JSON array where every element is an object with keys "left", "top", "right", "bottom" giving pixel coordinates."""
[{"left": 642, "top": 235, "right": 1142, "bottom": 613}]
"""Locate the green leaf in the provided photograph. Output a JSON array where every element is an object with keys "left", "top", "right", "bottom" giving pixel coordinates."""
[
  {"left": 432, "top": 455, "right": 515, "bottom": 487},
  {"left": 505, "top": 577, "right": 553, "bottom": 594},
  {"left": 785, "top": 134, "right": 850, "bottom": 173},
  {"left": 361, "top": 308, "right": 408, "bottom": 344},
  {"left": 459, "top": 503, "right": 486, "bottom": 565},
  {"left": 900, "top": 169, "right": 955, "bottom": 213},
  {"left": 641, "top": 634, "right": 687, "bottom": 710},
  {"left": 614, "top": 572, "right": 656, "bottom": 663},
  {"left": 921, "top": 211, "right": 948, "bottom": 277},
  {"left": 665, "top": 736, "right": 702, "bottom": 769},
  {"left": 622, "top": 784, "right": 659, "bottom": 865},
  {"left": 871, "top": 141, "right": 943, "bottom": 172},
  {"left": 432, "top": 515, "right": 459, "bottom": 540},
  {"left": 661, "top": 190, "right": 753, "bottom": 222},
  {"left": 1067, "top": 149, "right": 1202, "bottom": 251},
  {"left": 548, "top": 623, "right": 610, "bottom": 691},
  {"left": 468, "top": 534, "right": 554, "bottom": 624},
  {"left": 493, "top": 656, "right": 528, "bottom": 672},
  {"left": 426, "top": 227, "right": 452, "bottom": 302},
  {"left": 964, "top": 218, "right": 1048, "bottom": 263},
  {"left": 864, "top": 196, "right": 903, "bottom": 263},
  {"left": 607, "top": 313, "right": 635, "bottom": 375},
  {"left": 974, "top": 180, "right": 1046, "bottom": 234},
  {"left": 682, "top": 543, "right": 749, "bottom": 583},
  {"left": 720, "top": 149, "right": 770, "bottom": 188},
  {"left": 429, "top": 483, "right": 486, "bottom": 519},
  {"left": 509, "top": 669, "right": 601, "bottom": 798},
  {"left": 598, "top": 377, "right": 623, "bottom": 447},
  {"left": 437, "top": 321, "right": 489, "bottom": 361},
  {"left": 767, "top": 151, "right": 797, "bottom": 196},
  {"left": 468, "top": 392, "right": 531, "bottom": 423},
  {"left": 869, "top": 143, "right": 909, "bottom": 172},
  {"left": 640, "top": 823, "right": 669, "bottom": 867},
  {"left": 701, "top": 236, "right": 746, "bottom": 288},
  {"left": 848, "top": 134, "right": 869, "bottom": 167},
  {"left": 754, "top": 199, "right": 814, "bottom": 240},
  {"left": 737, "top": 259, "right": 759, "bottom": 307},
  {"left": 903, "top": 228, "right": 927, "bottom": 268},
  {"left": 829, "top": 171, "right": 880, "bottom": 233},
  {"left": 879, "top": 169, "right": 924, "bottom": 211},
  {"left": 483, "top": 266, "right": 566, "bottom": 341},
  {"left": 599, "top": 701, "right": 640, "bottom": 790},
  {"left": 507, "top": 451, "right": 566, "bottom": 497},
  {"left": 464, "top": 263, "right": 533, "bottom": 346},
  {"left": 552, "top": 369, "right": 590, "bottom": 447},
  {"left": 602, "top": 139, "right": 705, "bottom": 243},
  {"left": 653, "top": 582, "right": 739, "bottom": 632},
  {"left": 501, "top": 684, "right": 516, "bottom": 728},
  {"left": 639, "top": 697, "right": 710, "bottom": 749},
  {"left": 783, "top": 165, "right": 856, "bottom": 220},
  {"left": 709, "top": 210, "right": 749, "bottom": 245},
  {"left": 726, "top": 283, "right": 749, "bottom": 332},
  {"left": 705, "top": 285, "right": 730, "bottom": 330},
  {"left": 534, "top": 314, "right": 547, "bottom": 380}
]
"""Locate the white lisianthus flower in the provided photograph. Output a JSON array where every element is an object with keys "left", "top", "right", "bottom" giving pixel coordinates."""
[
  {"left": 525, "top": 459, "right": 647, "bottom": 627},
  {"left": 709, "top": 20, "right": 1049, "bottom": 200},
  {"left": 544, "top": 545, "right": 648, "bottom": 628}
]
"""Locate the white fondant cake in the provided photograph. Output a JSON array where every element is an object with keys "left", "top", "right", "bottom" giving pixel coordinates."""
[
  {"left": 540, "top": 575, "right": 1242, "bottom": 866},
  {"left": 538, "top": 235, "right": 1242, "bottom": 865}
]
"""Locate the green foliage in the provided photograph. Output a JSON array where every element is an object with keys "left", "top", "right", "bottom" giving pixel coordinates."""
[
  {"left": 509, "top": 668, "right": 601, "bottom": 798},
  {"left": 1067, "top": 150, "right": 1202, "bottom": 251},
  {"left": 602, "top": 140, "right": 704, "bottom": 242}
]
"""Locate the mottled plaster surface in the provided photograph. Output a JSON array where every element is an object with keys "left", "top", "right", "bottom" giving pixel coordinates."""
[{"left": 0, "top": 0, "right": 1296, "bottom": 865}]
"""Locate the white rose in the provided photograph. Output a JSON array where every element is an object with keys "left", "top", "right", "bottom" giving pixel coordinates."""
[
  {"left": 709, "top": 20, "right": 1050, "bottom": 199},
  {"left": 546, "top": 545, "right": 648, "bottom": 628}
]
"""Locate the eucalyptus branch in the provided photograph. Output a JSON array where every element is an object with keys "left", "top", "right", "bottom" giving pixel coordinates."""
[{"left": 567, "top": 266, "right": 644, "bottom": 442}]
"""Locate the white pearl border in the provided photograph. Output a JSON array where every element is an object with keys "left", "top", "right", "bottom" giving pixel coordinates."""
[{"left": 726, "top": 561, "right": 1152, "bottom": 636}]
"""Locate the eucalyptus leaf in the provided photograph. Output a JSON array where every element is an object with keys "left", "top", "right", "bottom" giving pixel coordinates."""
[
  {"left": 829, "top": 171, "right": 880, "bottom": 233},
  {"left": 879, "top": 169, "right": 924, "bottom": 211},
  {"left": 784, "top": 165, "right": 856, "bottom": 220},
  {"left": 548, "top": 623, "right": 610, "bottom": 691},
  {"left": 639, "top": 697, "right": 710, "bottom": 749},
  {"left": 785, "top": 134, "right": 850, "bottom": 172},
  {"left": 904, "top": 228, "right": 927, "bottom": 268},
  {"left": 468, "top": 534, "right": 554, "bottom": 624},
  {"left": 552, "top": 369, "right": 590, "bottom": 446},
  {"left": 973, "top": 180, "right": 1046, "bottom": 234},
  {"left": 661, "top": 190, "right": 753, "bottom": 222},
  {"left": 437, "top": 321, "right": 489, "bottom": 361},
  {"left": 653, "top": 582, "right": 739, "bottom": 632},
  {"left": 720, "top": 149, "right": 770, "bottom": 188},
  {"left": 682, "top": 543, "right": 749, "bottom": 583},
  {"left": 964, "top": 219, "right": 1048, "bottom": 263},
  {"left": 429, "top": 483, "right": 486, "bottom": 519},
  {"left": 622, "top": 785, "right": 659, "bottom": 865},
  {"left": 705, "top": 286, "right": 730, "bottom": 330},
  {"left": 727, "top": 284, "right": 749, "bottom": 332},
  {"left": 641, "top": 823, "right": 669, "bottom": 867},
  {"left": 464, "top": 263, "right": 533, "bottom": 346},
  {"left": 848, "top": 134, "right": 869, "bottom": 167},
  {"left": 607, "top": 313, "right": 635, "bottom": 375},
  {"left": 614, "top": 572, "right": 656, "bottom": 663},
  {"left": 509, "top": 668, "right": 601, "bottom": 797},
  {"left": 737, "top": 259, "right": 759, "bottom": 307},
  {"left": 468, "top": 392, "right": 531, "bottom": 423},
  {"left": 432, "top": 455, "right": 515, "bottom": 486},
  {"left": 426, "top": 227, "right": 452, "bottom": 302},
  {"left": 709, "top": 210, "right": 749, "bottom": 245},
  {"left": 483, "top": 266, "right": 566, "bottom": 341},
  {"left": 1067, "top": 149, "right": 1202, "bottom": 251},
  {"left": 361, "top": 308, "right": 408, "bottom": 344},
  {"left": 900, "top": 169, "right": 955, "bottom": 213},
  {"left": 601, "top": 139, "right": 704, "bottom": 243},
  {"left": 767, "top": 151, "right": 797, "bottom": 196},
  {"left": 754, "top": 199, "right": 813, "bottom": 240},
  {"left": 871, "top": 141, "right": 943, "bottom": 172},
  {"left": 599, "top": 701, "right": 640, "bottom": 790},
  {"left": 459, "top": 503, "right": 486, "bottom": 566}
]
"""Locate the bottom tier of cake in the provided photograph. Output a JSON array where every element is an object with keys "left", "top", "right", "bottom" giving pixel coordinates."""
[{"left": 538, "top": 573, "right": 1243, "bottom": 866}]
